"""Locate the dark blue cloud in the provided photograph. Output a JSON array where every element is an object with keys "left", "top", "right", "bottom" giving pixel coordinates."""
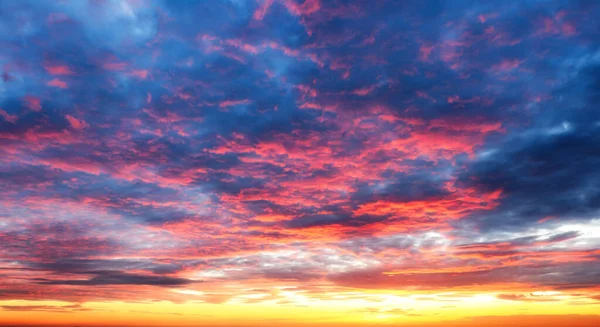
[{"left": 458, "top": 63, "right": 600, "bottom": 231}]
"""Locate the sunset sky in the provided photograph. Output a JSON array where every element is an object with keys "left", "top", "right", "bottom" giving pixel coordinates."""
[{"left": 1, "top": 0, "right": 600, "bottom": 326}]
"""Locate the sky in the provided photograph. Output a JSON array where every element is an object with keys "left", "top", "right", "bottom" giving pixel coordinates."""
[{"left": 1, "top": 0, "right": 600, "bottom": 326}]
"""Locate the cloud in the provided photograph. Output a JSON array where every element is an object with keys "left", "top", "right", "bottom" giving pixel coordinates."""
[
  {"left": 457, "top": 63, "right": 600, "bottom": 231},
  {"left": 497, "top": 293, "right": 560, "bottom": 302},
  {"left": 36, "top": 270, "right": 198, "bottom": 287},
  {"left": 329, "top": 261, "right": 600, "bottom": 291},
  {"left": 0, "top": 304, "right": 88, "bottom": 312}
]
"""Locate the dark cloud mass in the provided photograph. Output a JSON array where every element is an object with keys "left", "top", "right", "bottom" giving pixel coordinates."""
[
  {"left": 0, "top": 0, "right": 599, "bottom": 311},
  {"left": 35, "top": 271, "right": 197, "bottom": 287}
]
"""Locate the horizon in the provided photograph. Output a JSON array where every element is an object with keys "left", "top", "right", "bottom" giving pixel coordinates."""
[{"left": 1, "top": 0, "right": 600, "bottom": 326}]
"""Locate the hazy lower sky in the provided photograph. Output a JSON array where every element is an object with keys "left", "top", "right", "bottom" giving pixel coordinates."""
[{"left": 1, "top": 0, "right": 600, "bottom": 326}]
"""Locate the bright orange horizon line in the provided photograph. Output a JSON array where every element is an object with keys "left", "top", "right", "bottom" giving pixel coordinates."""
[{"left": 3, "top": 315, "right": 600, "bottom": 327}]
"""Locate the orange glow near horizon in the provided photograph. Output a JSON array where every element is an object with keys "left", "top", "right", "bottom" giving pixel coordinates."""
[{"left": 2, "top": 296, "right": 600, "bottom": 327}]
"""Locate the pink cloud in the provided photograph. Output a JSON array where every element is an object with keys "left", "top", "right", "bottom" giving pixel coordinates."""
[
  {"left": 103, "top": 62, "right": 128, "bottom": 71},
  {"left": 490, "top": 59, "right": 522, "bottom": 73},
  {"left": 419, "top": 45, "right": 434, "bottom": 61},
  {"left": 129, "top": 69, "right": 149, "bottom": 79},
  {"left": 284, "top": 0, "right": 320, "bottom": 16},
  {"left": 253, "top": 0, "right": 274, "bottom": 21},
  {"left": 23, "top": 95, "right": 42, "bottom": 111},
  {"left": 219, "top": 99, "right": 251, "bottom": 108},
  {"left": 44, "top": 64, "right": 74, "bottom": 75},
  {"left": 351, "top": 85, "right": 376, "bottom": 96},
  {"left": 0, "top": 109, "right": 17, "bottom": 123},
  {"left": 46, "top": 78, "right": 68, "bottom": 89},
  {"left": 65, "top": 115, "right": 88, "bottom": 129}
]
